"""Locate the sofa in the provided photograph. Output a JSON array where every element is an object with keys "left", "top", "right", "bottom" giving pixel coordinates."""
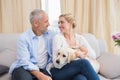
[{"left": 0, "top": 33, "right": 120, "bottom": 80}]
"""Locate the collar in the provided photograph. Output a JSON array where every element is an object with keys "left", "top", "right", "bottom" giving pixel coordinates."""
[{"left": 29, "top": 28, "right": 49, "bottom": 39}]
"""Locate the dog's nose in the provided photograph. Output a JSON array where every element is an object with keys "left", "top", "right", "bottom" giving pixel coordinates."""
[{"left": 56, "top": 60, "right": 60, "bottom": 64}]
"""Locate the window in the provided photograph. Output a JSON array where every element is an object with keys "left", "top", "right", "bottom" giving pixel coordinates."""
[{"left": 41, "top": 0, "right": 61, "bottom": 32}]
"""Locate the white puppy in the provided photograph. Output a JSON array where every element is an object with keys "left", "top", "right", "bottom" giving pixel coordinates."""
[
  {"left": 54, "top": 48, "right": 70, "bottom": 69},
  {"left": 55, "top": 47, "right": 100, "bottom": 73}
]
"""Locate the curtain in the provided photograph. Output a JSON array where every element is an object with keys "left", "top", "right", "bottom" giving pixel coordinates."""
[
  {"left": 0, "top": 0, "right": 41, "bottom": 33},
  {"left": 109, "top": 0, "right": 120, "bottom": 54},
  {"left": 60, "top": 0, "right": 120, "bottom": 54}
]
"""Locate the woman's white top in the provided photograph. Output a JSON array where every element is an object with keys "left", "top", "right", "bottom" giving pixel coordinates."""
[{"left": 52, "top": 33, "right": 96, "bottom": 68}]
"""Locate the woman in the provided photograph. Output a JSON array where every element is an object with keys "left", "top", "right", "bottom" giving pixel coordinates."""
[{"left": 50, "top": 13, "right": 100, "bottom": 80}]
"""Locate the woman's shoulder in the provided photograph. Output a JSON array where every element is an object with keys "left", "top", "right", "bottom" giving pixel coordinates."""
[
  {"left": 53, "top": 33, "right": 65, "bottom": 43},
  {"left": 54, "top": 33, "right": 64, "bottom": 38}
]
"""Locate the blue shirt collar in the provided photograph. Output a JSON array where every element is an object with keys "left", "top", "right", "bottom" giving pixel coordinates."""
[{"left": 28, "top": 28, "right": 49, "bottom": 39}]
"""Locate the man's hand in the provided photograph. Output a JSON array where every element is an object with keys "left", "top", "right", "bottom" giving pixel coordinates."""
[
  {"left": 37, "top": 74, "right": 52, "bottom": 80},
  {"left": 30, "top": 70, "right": 52, "bottom": 80}
]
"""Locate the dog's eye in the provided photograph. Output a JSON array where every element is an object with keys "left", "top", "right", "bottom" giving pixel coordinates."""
[
  {"left": 58, "top": 53, "right": 60, "bottom": 55},
  {"left": 63, "top": 54, "right": 66, "bottom": 57}
]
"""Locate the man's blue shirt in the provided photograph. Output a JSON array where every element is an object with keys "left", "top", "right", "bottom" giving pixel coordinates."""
[{"left": 9, "top": 28, "right": 57, "bottom": 74}]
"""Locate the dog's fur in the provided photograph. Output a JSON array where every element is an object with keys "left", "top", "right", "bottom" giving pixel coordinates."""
[{"left": 55, "top": 47, "right": 100, "bottom": 73}]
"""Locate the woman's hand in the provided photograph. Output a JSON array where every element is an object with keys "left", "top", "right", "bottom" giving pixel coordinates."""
[
  {"left": 79, "top": 46, "right": 88, "bottom": 54},
  {"left": 75, "top": 50, "right": 87, "bottom": 59}
]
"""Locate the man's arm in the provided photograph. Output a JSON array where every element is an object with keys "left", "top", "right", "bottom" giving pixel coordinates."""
[{"left": 30, "top": 70, "right": 52, "bottom": 80}]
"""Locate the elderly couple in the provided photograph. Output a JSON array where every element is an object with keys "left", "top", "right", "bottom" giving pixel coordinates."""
[{"left": 9, "top": 9, "right": 99, "bottom": 80}]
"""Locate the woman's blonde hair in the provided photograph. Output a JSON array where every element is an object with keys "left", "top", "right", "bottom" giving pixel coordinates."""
[{"left": 59, "top": 13, "right": 76, "bottom": 28}]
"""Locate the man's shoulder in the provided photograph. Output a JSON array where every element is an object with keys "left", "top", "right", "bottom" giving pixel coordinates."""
[
  {"left": 20, "top": 30, "right": 28, "bottom": 37},
  {"left": 46, "top": 29, "right": 59, "bottom": 36},
  {"left": 18, "top": 29, "right": 31, "bottom": 40}
]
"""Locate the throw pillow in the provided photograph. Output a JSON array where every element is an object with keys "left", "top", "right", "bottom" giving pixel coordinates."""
[
  {"left": 97, "top": 52, "right": 120, "bottom": 79},
  {"left": 0, "top": 49, "right": 16, "bottom": 67},
  {"left": 0, "top": 65, "right": 9, "bottom": 76}
]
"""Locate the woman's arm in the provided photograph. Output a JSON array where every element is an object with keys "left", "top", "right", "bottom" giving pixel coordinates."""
[
  {"left": 77, "top": 34, "right": 96, "bottom": 59},
  {"left": 79, "top": 45, "right": 88, "bottom": 55}
]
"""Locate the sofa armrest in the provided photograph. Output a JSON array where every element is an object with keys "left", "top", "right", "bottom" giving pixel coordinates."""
[{"left": 97, "top": 52, "right": 120, "bottom": 79}]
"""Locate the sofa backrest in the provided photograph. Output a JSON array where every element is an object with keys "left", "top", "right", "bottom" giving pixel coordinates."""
[
  {"left": 0, "top": 34, "right": 20, "bottom": 51},
  {"left": 0, "top": 33, "right": 20, "bottom": 67},
  {"left": 82, "top": 33, "right": 108, "bottom": 58},
  {"left": 0, "top": 33, "right": 108, "bottom": 67}
]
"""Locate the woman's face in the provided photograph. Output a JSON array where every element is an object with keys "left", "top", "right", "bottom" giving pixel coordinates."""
[{"left": 58, "top": 17, "right": 71, "bottom": 33}]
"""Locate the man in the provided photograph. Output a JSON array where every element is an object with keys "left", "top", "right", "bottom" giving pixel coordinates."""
[{"left": 9, "top": 9, "right": 56, "bottom": 80}]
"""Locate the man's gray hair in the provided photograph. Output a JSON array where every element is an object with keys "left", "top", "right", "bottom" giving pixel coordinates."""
[{"left": 30, "top": 9, "right": 45, "bottom": 24}]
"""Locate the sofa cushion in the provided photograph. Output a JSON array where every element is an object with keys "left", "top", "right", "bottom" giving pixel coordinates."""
[
  {"left": 97, "top": 52, "right": 120, "bottom": 79},
  {"left": 0, "top": 49, "right": 17, "bottom": 67},
  {"left": 0, "top": 65, "right": 9, "bottom": 77},
  {"left": 0, "top": 73, "right": 11, "bottom": 80}
]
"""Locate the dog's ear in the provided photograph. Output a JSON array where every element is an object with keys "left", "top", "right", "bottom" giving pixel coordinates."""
[
  {"left": 67, "top": 48, "right": 77, "bottom": 63},
  {"left": 67, "top": 53, "right": 71, "bottom": 63},
  {"left": 67, "top": 53, "right": 77, "bottom": 63}
]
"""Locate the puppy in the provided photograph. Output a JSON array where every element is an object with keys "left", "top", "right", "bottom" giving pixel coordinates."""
[
  {"left": 53, "top": 47, "right": 71, "bottom": 69},
  {"left": 55, "top": 47, "right": 100, "bottom": 73}
]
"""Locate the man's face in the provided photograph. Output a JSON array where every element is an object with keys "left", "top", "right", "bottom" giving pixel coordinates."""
[{"left": 37, "top": 13, "right": 50, "bottom": 33}]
